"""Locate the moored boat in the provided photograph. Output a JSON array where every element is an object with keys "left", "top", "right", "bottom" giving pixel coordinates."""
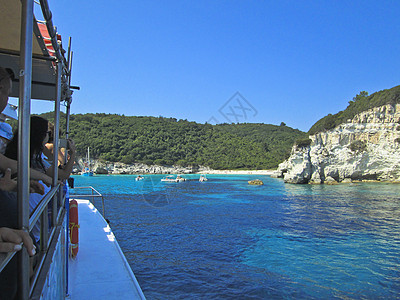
[
  {"left": 161, "top": 175, "right": 178, "bottom": 182},
  {"left": 161, "top": 175, "right": 186, "bottom": 182},
  {"left": 199, "top": 174, "right": 208, "bottom": 182},
  {"left": 82, "top": 147, "right": 94, "bottom": 176}
]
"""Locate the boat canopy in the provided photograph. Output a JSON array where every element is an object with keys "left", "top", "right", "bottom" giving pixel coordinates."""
[{"left": 0, "top": 0, "right": 71, "bottom": 101}]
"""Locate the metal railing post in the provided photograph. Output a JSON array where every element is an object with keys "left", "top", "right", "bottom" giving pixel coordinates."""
[
  {"left": 52, "top": 61, "right": 62, "bottom": 226},
  {"left": 40, "top": 210, "right": 49, "bottom": 250},
  {"left": 69, "top": 186, "right": 106, "bottom": 221},
  {"left": 18, "top": 0, "right": 34, "bottom": 298}
]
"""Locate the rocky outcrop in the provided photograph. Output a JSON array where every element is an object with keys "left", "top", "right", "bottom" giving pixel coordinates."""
[
  {"left": 275, "top": 104, "right": 400, "bottom": 184},
  {"left": 248, "top": 179, "right": 264, "bottom": 185},
  {"left": 74, "top": 158, "right": 213, "bottom": 175}
]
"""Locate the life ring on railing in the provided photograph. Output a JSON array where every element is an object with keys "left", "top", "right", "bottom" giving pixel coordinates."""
[{"left": 69, "top": 199, "right": 79, "bottom": 258}]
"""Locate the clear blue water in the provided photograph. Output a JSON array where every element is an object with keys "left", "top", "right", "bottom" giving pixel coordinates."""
[{"left": 70, "top": 174, "right": 400, "bottom": 299}]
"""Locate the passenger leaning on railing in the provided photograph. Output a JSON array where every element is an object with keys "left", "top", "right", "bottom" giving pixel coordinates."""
[
  {"left": 5, "top": 116, "right": 76, "bottom": 242},
  {"left": 4, "top": 116, "right": 76, "bottom": 180},
  {"left": 0, "top": 66, "right": 48, "bottom": 300},
  {"left": 0, "top": 67, "right": 47, "bottom": 231},
  {"left": 0, "top": 67, "right": 54, "bottom": 187}
]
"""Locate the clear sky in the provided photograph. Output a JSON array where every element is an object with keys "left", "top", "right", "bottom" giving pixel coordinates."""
[{"left": 21, "top": 0, "right": 400, "bottom": 132}]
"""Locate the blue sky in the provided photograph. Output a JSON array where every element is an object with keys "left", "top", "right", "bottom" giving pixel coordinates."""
[{"left": 22, "top": 0, "right": 400, "bottom": 132}]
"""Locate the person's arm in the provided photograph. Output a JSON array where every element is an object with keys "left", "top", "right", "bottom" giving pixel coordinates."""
[
  {"left": 0, "top": 168, "right": 44, "bottom": 194},
  {"left": 42, "top": 144, "right": 53, "bottom": 162},
  {"left": 0, "top": 227, "right": 36, "bottom": 256},
  {"left": 58, "top": 148, "right": 66, "bottom": 166},
  {"left": 0, "top": 153, "right": 53, "bottom": 186},
  {"left": 46, "top": 139, "right": 76, "bottom": 180}
]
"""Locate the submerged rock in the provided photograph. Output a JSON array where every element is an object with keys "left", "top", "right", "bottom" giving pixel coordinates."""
[{"left": 248, "top": 179, "right": 264, "bottom": 185}]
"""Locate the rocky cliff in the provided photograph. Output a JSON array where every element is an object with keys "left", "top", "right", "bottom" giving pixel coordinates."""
[
  {"left": 274, "top": 104, "right": 400, "bottom": 184},
  {"left": 74, "top": 158, "right": 212, "bottom": 175}
]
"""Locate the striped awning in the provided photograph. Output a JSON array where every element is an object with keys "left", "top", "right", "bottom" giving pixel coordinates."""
[{"left": 0, "top": 0, "right": 64, "bottom": 100}]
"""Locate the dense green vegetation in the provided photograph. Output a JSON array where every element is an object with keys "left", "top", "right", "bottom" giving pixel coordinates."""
[
  {"left": 30, "top": 113, "right": 306, "bottom": 169},
  {"left": 308, "top": 85, "right": 400, "bottom": 135},
  {"left": 294, "top": 138, "right": 312, "bottom": 149},
  {"left": 8, "top": 85, "right": 399, "bottom": 169}
]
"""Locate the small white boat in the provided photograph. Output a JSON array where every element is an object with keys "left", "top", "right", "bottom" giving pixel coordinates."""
[
  {"left": 135, "top": 175, "right": 144, "bottom": 181},
  {"left": 161, "top": 175, "right": 177, "bottom": 182},
  {"left": 176, "top": 175, "right": 186, "bottom": 182},
  {"left": 161, "top": 175, "right": 186, "bottom": 182},
  {"left": 199, "top": 175, "right": 208, "bottom": 182}
]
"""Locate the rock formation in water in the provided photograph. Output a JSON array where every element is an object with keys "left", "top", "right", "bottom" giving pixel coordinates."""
[{"left": 274, "top": 104, "right": 400, "bottom": 184}]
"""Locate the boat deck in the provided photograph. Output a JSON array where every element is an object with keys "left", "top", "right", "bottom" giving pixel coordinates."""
[{"left": 68, "top": 199, "right": 145, "bottom": 299}]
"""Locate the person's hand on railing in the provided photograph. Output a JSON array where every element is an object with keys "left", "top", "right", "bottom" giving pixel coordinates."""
[
  {"left": 41, "top": 173, "right": 54, "bottom": 187},
  {"left": 0, "top": 169, "right": 59, "bottom": 193},
  {"left": 0, "top": 168, "right": 17, "bottom": 192},
  {"left": 30, "top": 180, "right": 44, "bottom": 195},
  {"left": 0, "top": 227, "right": 36, "bottom": 256}
]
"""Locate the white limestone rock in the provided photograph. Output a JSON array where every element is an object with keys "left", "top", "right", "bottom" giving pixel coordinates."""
[
  {"left": 341, "top": 178, "right": 352, "bottom": 183},
  {"left": 277, "top": 104, "right": 400, "bottom": 184},
  {"left": 308, "top": 170, "right": 322, "bottom": 184}
]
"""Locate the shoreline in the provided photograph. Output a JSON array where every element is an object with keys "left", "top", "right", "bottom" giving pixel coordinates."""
[
  {"left": 196, "top": 170, "right": 275, "bottom": 175},
  {"left": 74, "top": 169, "right": 276, "bottom": 176}
]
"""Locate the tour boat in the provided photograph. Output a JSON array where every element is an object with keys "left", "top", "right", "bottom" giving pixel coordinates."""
[{"left": 0, "top": 1, "right": 145, "bottom": 299}]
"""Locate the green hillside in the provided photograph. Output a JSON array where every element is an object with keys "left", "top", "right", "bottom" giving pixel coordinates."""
[
  {"left": 33, "top": 113, "right": 306, "bottom": 170},
  {"left": 308, "top": 85, "right": 400, "bottom": 135}
]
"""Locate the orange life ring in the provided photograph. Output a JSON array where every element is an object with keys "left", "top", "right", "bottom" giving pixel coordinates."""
[{"left": 69, "top": 199, "right": 79, "bottom": 258}]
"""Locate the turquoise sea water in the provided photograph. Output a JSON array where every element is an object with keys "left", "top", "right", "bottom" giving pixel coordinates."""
[{"left": 70, "top": 174, "right": 400, "bottom": 299}]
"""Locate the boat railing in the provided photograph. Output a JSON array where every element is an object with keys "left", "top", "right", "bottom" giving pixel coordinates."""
[
  {"left": 30, "top": 183, "right": 66, "bottom": 296},
  {"left": 0, "top": 182, "right": 65, "bottom": 292},
  {"left": 69, "top": 186, "right": 107, "bottom": 220}
]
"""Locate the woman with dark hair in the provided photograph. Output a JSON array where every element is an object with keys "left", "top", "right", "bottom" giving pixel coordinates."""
[
  {"left": 0, "top": 67, "right": 53, "bottom": 188},
  {"left": 5, "top": 116, "right": 76, "bottom": 242},
  {"left": 5, "top": 115, "right": 76, "bottom": 180},
  {"left": 43, "top": 121, "right": 66, "bottom": 166},
  {"left": 6, "top": 116, "right": 49, "bottom": 172}
]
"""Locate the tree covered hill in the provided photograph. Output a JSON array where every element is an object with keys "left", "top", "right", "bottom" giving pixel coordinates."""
[
  {"left": 308, "top": 85, "right": 400, "bottom": 135},
  {"left": 36, "top": 113, "right": 306, "bottom": 170}
]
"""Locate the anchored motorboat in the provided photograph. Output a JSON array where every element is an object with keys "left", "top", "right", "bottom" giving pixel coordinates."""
[
  {"left": 199, "top": 175, "right": 208, "bottom": 182},
  {"left": 161, "top": 175, "right": 186, "bottom": 182}
]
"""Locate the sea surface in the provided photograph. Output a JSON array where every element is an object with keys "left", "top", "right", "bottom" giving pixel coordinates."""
[{"left": 70, "top": 174, "right": 400, "bottom": 299}]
